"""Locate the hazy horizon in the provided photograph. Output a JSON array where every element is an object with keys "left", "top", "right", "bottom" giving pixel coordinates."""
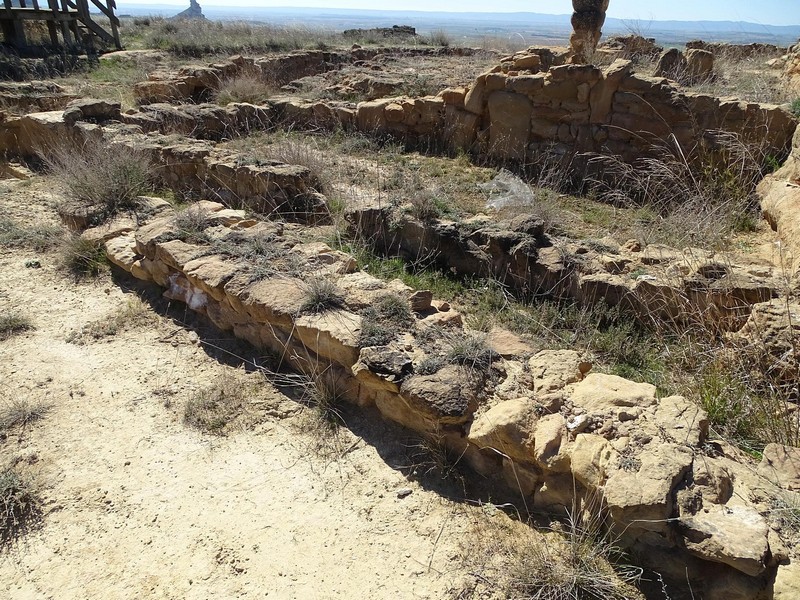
[{"left": 115, "top": 0, "right": 800, "bottom": 27}]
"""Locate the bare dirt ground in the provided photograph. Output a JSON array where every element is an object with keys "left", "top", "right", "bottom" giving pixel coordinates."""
[{"left": 0, "top": 176, "right": 478, "bottom": 599}]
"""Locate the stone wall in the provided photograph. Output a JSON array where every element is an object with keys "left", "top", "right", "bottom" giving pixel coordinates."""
[
  {"left": 346, "top": 204, "right": 785, "bottom": 331},
  {"left": 74, "top": 197, "right": 800, "bottom": 600},
  {"left": 352, "top": 54, "right": 795, "bottom": 170}
]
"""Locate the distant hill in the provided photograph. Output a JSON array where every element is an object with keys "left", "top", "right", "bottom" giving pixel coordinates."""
[{"left": 115, "top": 5, "right": 800, "bottom": 46}]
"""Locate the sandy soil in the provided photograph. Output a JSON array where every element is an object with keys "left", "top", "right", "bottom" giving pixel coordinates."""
[{"left": 0, "top": 177, "right": 476, "bottom": 600}]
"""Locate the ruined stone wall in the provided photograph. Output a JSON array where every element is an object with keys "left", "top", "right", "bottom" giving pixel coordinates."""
[
  {"left": 73, "top": 198, "right": 800, "bottom": 600},
  {"left": 350, "top": 54, "right": 795, "bottom": 170}
]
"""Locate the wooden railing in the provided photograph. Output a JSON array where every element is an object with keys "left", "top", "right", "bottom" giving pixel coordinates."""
[{"left": 1, "top": 0, "right": 121, "bottom": 51}]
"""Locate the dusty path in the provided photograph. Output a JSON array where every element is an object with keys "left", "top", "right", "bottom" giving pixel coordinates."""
[{"left": 0, "top": 177, "right": 475, "bottom": 600}]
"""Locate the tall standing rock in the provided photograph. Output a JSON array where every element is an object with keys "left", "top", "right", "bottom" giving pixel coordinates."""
[{"left": 570, "top": 0, "right": 610, "bottom": 63}]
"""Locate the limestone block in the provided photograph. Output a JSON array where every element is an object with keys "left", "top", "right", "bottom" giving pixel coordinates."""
[
  {"left": 685, "top": 48, "right": 715, "bottom": 83},
  {"left": 589, "top": 58, "right": 631, "bottom": 123},
  {"left": 294, "top": 310, "right": 362, "bottom": 369},
  {"left": 570, "top": 433, "right": 614, "bottom": 488},
  {"left": 533, "top": 413, "right": 570, "bottom": 472},
  {"left": 680, "top": 504, "right": 769, "bottom": 576},
  {"left": 651, "top": 395, "right": 709, "bottom": 447},
  {"left": 569, "top": 373, "right": 657, "bottom": 412},
  {"left": 604, "top": 443, "right": 692, "bottom": 531},
  {"left": 758, "top": 444, "right": 800, "bottom": 490},
  {"left": 397, "top": 365, "right": 478, "bottom": 428},
  {"left": 463, "top": 74, "right": 487, "bottom": 115},
  {"left": 774, "top": 561, "right": 800, "bottom": 600},
  {"left": 529, "top": 349, "right": 590, "bottom": 395},
  {"left": 467, "top": 398, "right": 537, "bottom": 462}
]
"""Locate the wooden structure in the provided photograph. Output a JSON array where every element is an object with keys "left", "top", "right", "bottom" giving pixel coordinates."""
[{"left": 1, "top": 0, "right": 121, "bottom": 53}]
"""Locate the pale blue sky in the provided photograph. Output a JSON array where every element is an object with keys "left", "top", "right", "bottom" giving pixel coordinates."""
[{"left": 118, "top": 1, "right": 800, "bottom": 26}]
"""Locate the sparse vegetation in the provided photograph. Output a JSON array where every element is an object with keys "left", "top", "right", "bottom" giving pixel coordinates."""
[
  {"left": 443, "top": 329, "right": 496, "bottom": 370},
  {"left": 0, "top": 466, "right": 42, "bottom": 551},
  {"left": 359, "top": 293, "right": 415, "bottom": 347},
  {"left": 299, "top": 277, "right": 345, "bottom": 314},
  {"left": 215, "top": 73, "right": 275, "bottom": 106},
  {"left": 60, "top": 235, "right": 108, "bottom": 278},
  {"left": 44, "top": 142, "right": 155, "bottom": 224},
  {"left": 183, "top": 373, "right": 264, "bottom": 434},
  {"left": 0, "top": 310, "right": 34, "bottom": 340},
  {"left": 591, "top": 131, "right": 766, "bottom": 249},
  {"left": 456, "top": 500, "right": 643, "bottom": 600},
  {"left": 173, "top": 206, "right": 212, "bottom": 244},
  {"left": 0, "top": 217, "right": 63, "bottom": 252},
  {"left": 125, "top": 18, "right": 341, "bottom": 57},
  {"left": 0, "top": 397, "right": 49, "bottom": 432},
  {"left": 66, "top": 297, "right": 158, "bottom": 344}
]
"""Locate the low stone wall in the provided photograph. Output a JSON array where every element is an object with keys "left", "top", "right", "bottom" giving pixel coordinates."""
[
  {"left": 685, "top": 41, "right": 787, "bottom": 59},
  {"left": 71, "top": 198, "right": 800, "bottom": 600},
  {"left": 133, "top": 46, "right": 478, "bottom": 105},
  {"left": 347, "top": 204, "right": 785, "bottom": 331}
]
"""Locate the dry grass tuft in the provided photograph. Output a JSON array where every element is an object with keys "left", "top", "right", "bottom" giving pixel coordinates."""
[
  {"left": 299, "top": 277, "right": 345, "bottom": 314},
  {"left": 215, "top": 73, "right": 276, "bottom": 106},
  {"left": 455, "top": 498, "right": 643, "bottom": 600},
  {"left": 60, "top": 235, "right": 109, "bottom": 278},
  {"left": 590, "top": 131, "right": 764, "bottom": 249},
  {"left": 44, "top": 142, "right": 155, "bottom": 224},
  {"left": 183, "top": 372, "right": 266, "bottom": 435},
  {"left": 0, "top": 310, "right": 34, "bottom": 341},
  {"left": 66, "top": 297, "right": 158, "bottom": 344},
  {"left": 0, "top": 466, "right": 43, "bottom": 551},
  {"left": 0, "top": 397, "right": 49, "bottom": 432}
]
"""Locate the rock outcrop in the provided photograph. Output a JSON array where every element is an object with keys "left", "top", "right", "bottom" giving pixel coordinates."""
[
  {"left": 172, "top": 0, "right": 205, "bottom": 20},
  {"left": 570, "top": 0, "right": 610, "bottom": 63}
]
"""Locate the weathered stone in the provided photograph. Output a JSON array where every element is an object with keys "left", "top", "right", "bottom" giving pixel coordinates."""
[
  {"left": 570, "top": 373, "right": 657, "bottom": 412},
  {"left": 759, "top": 444, "right": 800, "bottom": 490},
  {"left": 774, "top": 561, "right": 800, "bottom": 600},
  {"left": 605, "top": 443, "right": 693, "bottom": 531},
  {"left": 487, "top": 91, "right": 531, "bottom": 161},
  {"left": 533, "top": 413, "right": 570, "bottom": 472},
  {"left": 570, "top": 433, "right": 614, "bottom": 488},
  {"left": 680, "top": 504, "right": 769, "bottom": 576},
  {"left": 468, "top": 398, "right": 537, "bottom": 462},
  {"left": 654, "top": 48, "right": 687, "bottom": 79},
  {"left": 685, "top": 49, "right": 715, "bottom": 83},
  {"left": 396, "top": 365, "right": 478, "bottom": 428},
  {"left": 408, "top": 290, "right": 433, "bottom": 312},
  {"left": 651, "top": 395, "right": 708, "bottom": 447},
  {"left": 529, "top": 349, "right": 590, "bottom": 395},
  {"left": 486, "top": 327, "right": 532, "bottom": 358}
]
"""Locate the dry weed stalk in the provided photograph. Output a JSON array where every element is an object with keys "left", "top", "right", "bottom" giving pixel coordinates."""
[
  {"left": 590, "top": 129, "right": 767, "bottom": 249},
  {"left": 456, "top": 492, "right": 643, "bottom": 600}
]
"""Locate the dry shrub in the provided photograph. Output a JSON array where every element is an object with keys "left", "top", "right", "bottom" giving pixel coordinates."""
[
  {"left": 215, "top": 73, "right": 275, "bottom": 106},
  {"left": 0, "top": 310, "right": 33, "bottom": 341},
  {"left": 455, "top": 498, "right": 642, "bottom": 600},
  {"left": 66, "top": 297, "right": 158, "bottom": 344},
  {"left": 590, "top": 131, "right": 765, "bottom": 249},
  {"left": 0, "top": 466, "right": 42, "bottom": 551},
  {"left": 43, "top": 142, "right": 155, "bottom": 223}
]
